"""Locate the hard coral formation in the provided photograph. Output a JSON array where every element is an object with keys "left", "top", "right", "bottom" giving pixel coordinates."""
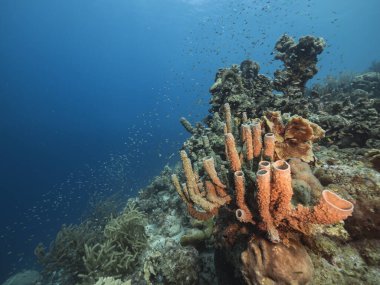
[
  {"left": 273, "top": 34, "right": 326, "bottom": 98},
  {"left": 289, "top": 158, "right": 323, "bottom": 203},
  {"left": 311, "top": 71, "right": 380, "bottom": 148},
  {"left": 209, "top": 61, "right": 273, "bottom": 117}
]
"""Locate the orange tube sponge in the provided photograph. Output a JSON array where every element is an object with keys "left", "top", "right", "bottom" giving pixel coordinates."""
[
  {"left": 180, "top": 150, "right": 217, "bottom": 212},
  {"left": 172, "top": 174, "right": 217, "bottom": 221},
  {"left": 215, "top": 185, "right": 230, "bottom": 202},
  {"left": 182, "top": 183, "right": 190, "bottom": 200},
  {"left": 187, "top": 205, "right": 218, "bottom": 221},
  {"left": 256, "top": 169, "right": 279, "bottom": 242},
  {"left": 258, "top": 161, "right": 271, "bottom": 172},
  {"left": 171, "top": 174, "right": 190, "bottom": 204},
  {"left": 224, "top": 103, "right": 233, "bottom": 133},
  {"left": 205, "top": 181, "right": 231, "bottom": 205},
  {"left": 180, "top": 150, "right": 201, "bottom": 196},
  {"left": 242, "top": 124, "right": 254, "bottom": 161},
  {"left": 288, "top": 190, "right": 354, "bottom": 233},
  {"left": 203, "top": 156, "right": 226, "bottom": 188},
  {"left": 251, "top": 122, "right": 262, "bottom": 158},
  {"left": 271, "top": 160, "right": 293, "bottom": 223},
  {"left": 234, "top": 171, "right": 254, "bottom": 224},
  {"left": 263, "top": 133, "right": 275, "bottom": 161},
  {"left": 225, "top": 133, "right": 242, "bottom": 172},
  {"left": 311, "top": 190, "right": 354, "bottom": 224}
]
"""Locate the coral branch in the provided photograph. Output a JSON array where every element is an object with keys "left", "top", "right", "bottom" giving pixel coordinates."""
[
  {"left": 205, "top": 181, "right": 230, "bottom": 205},
  {"left": 171, "top": 174, "right": 190, "bottom": 204}
]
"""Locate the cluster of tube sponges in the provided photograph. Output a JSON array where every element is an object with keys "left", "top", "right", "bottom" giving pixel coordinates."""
[
  {"left": 172, "top": 151, "right": 231, "bottom": 221},
  {"left": 173, "top": 103, "right": 353, "bottom": 242}
]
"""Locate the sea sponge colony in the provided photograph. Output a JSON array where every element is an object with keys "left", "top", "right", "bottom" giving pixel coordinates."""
[
  {"left": 174, "top": 107, "right": 353, "bottom": 241},
  {"left": 170, "top": 35, "right": 379, "bottom": 284}
]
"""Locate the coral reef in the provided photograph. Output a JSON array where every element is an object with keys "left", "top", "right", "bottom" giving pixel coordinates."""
[
  {"left": 311, "top": 71, "right": 380, "bottom": 148},
  {"left": 209, "top": 63, "right": 273, "bottom": 117},
  {"left": 167, "top": 35, "right": 378, "bottom": 284},
  {"left": 32, "top": 34, "right": 380, "bottom": 285},
  {"left": 173, "top": 103, "right": 355, "bottom": 284}
]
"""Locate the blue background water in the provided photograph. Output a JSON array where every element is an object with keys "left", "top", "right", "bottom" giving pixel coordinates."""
[{"left": 0, "top": 0, "right": 379, "bottom": 280}]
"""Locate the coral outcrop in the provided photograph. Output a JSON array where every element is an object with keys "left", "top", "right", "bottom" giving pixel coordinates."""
[
  {"left": 273, "top": 34, "right": 326, "bottom": 98},
  {"left": 33, "top": 34, "right": 379, "bottom": 285},
  {"left": 311, "top": 71, "right": 380, "bottom": 148}
]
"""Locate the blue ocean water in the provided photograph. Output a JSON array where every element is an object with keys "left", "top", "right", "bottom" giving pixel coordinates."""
[{"left": 0, "top": 0, "right": 379, "bottom": 280}]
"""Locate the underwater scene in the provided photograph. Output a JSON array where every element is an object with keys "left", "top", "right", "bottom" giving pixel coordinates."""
[{"left": 1, "top": 0, "right": 379, "bottom": 284}]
